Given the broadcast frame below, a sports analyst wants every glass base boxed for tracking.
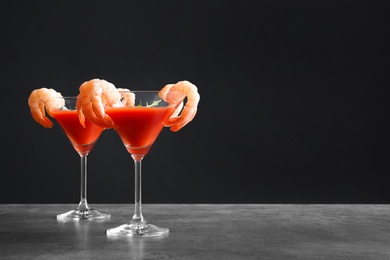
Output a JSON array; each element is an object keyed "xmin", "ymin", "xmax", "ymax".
[
  {"xmin": 56, "ymin": 209, "xmax": 111, "ymax": 222},
  {"xmin": 106, "ymin": 223, "xmax": 169, "ymax": 237}
]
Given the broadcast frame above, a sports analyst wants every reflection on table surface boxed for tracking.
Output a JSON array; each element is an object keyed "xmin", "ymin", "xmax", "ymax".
[{"xmin": 1, "ymin": 204, "xmax": 390, "ymax": 259}]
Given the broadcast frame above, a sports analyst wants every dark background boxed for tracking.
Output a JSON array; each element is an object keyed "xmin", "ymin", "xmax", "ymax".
[{"xmin": 1, "ymin": 0, "xmax": 388, "ymax": 204}]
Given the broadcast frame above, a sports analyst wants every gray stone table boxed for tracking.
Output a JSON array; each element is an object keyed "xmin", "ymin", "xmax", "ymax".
[{"xmin": 1, "ymin": 204, "xmax": 390, "ymax": 259}]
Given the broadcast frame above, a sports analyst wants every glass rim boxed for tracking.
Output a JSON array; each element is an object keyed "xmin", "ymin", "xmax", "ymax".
[
  {"xmin": 41, "ymin": 90, "xmax": 186, "ymax": 102},
  {"xmin": 42, "ymin": 90, "xmax": 185, "ymax": 95}
]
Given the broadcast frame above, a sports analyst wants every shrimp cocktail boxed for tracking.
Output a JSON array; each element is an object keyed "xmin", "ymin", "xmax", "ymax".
[
  {"xmin": 75, "ymin": 79, "xmax": 200, "ymax": 237},
  {"xmin": 28, "ymin": 87, "xmax": 111, "ymax": 222}
]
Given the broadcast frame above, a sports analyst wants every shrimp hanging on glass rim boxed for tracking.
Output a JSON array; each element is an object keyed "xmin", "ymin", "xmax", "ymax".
[
  {"xmin": 117, "ymin": 88, "xmax": 136, "ymax": 107},
  {"xmin": 158, "ymin": 80, "xmax": 200, "ymax": 132},
  {"xmin": 28, "ymin": 88, "xmax": 64, "ymax": 128},
  {"xmin": 76, "ymin": 79, "xmax": 124, "ymax": 129},
  {"xmin": 76, "ymin": 79, "xmax": 137, "ymax": 129}
]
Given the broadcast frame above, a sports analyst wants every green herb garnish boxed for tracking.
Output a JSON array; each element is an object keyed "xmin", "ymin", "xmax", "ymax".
[{"xmin": 138, "ymin": 99, "xmax": 162, "ymax": 107}]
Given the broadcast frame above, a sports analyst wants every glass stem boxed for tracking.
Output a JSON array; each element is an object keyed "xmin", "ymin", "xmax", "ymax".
[
  {"xmin": 131, "ymin": 157, "xmax": 146, "ymax": 224},
  {"xmin": 77, "ymin": 155, "xmax": 90, "ymax": 211}
]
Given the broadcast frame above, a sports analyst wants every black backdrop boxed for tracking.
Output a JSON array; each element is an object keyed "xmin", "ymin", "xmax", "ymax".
[{"xmin": 1, "ymin": 0, "xmax": 388, "ymax": 204}]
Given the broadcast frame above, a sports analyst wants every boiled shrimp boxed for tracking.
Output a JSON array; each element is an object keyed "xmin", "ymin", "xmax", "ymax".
[
  {"xmin": 117, "ymin": 88, "xmax": 135, "ymax": 107},
  {"xmin": 28, "ymin": 88, "xmax": 64, "ymax": 128},
  {"xmin": 76, "ymin": 79, "xmax": 122, "ymax": 128},
  {"xmin": 159, "ymin": 80, "xmax": 200, "ymax": 132}
]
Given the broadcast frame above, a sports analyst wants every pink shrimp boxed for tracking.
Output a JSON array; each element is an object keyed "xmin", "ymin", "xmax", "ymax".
[
  {"xmin": 159, "ymin": 80, "xmax": 200, "ymax": 132},
  {"xmin": 117, "ymin": 88, "xmax": 135, "ymax": 107},
  {"xmin": 28, "ymin": 88, "xmax": 64, "ymax": 128},
  {"xmin": 76, "ymin": 79, "xmax": 122, "ymax": 129}
]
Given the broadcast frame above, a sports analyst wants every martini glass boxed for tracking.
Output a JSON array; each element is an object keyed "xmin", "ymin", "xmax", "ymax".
[
  {"xmin": 106, "ymin": 90, "xmax": 185, "ymax": 237},
  {"xmin": 45, "ymin": 96, "xmax": 111, "ymax": 222}
]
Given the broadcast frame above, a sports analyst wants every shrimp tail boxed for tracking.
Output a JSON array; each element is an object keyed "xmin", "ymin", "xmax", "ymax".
[
  {"xmin": 170, "ymin": 101, "xmax": 184, "ymax": 119},
  {"xmin": 30, "ymin": 104, "xmax": 53, "ymax": 128},
  {"xmin": 77, "ymin": 110, "xmax": 86, "ymax": 128},
  {"xmin": 79, "ymin": 103, "xmax": 114, "ymax": 129},
  {"xmin": 165, "ymin": 105, "xmax": 197, "ymax": 132}
]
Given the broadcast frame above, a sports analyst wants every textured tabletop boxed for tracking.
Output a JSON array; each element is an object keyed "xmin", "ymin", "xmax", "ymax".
[{"xmin": 1, "ymin": 204, "xmax": 390, "ymax": 259}]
